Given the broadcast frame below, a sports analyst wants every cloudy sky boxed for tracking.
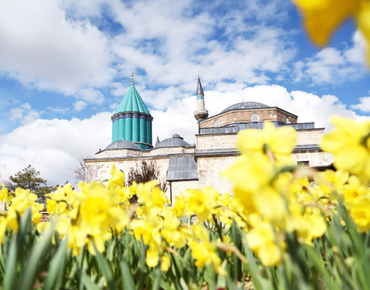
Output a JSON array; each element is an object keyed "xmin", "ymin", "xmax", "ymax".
[{"xmin": 0, "ymin": 0, "xmax": 369, "ymax": 185}]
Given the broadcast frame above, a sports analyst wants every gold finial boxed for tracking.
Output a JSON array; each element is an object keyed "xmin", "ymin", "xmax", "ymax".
[{"xmin": 131, "ymin": 72, "xmax": 134, "ymax": 85}]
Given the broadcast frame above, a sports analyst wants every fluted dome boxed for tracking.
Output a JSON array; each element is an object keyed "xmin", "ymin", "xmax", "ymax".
[
  {"xmin": 105, "ymin": 140, "xmax": 142, "ymax": 151},
  {"xmin": 221, "ymin": 102, "xmax": 269, "ymax": 114},
  {"xmin": 154, "ymin": 134, "xmax": 190, "ymax": 148},
  {"xmin": 114, "ymin": 85, "xmax": 150, "ymax": 115}
]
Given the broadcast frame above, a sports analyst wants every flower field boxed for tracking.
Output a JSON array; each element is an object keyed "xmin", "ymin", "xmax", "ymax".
[{"xmin": 1, "ymin": 116, "xmax": 370, "ymax": 289}]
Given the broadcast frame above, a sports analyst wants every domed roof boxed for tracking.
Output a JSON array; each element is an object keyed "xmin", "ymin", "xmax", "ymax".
[
  {"xmin": 105, "ymin": 140, "xmax": 142, "ymax": 151},
  {"xmin": 221, "ymin": 102, "xmax": 269, "ymax": 114},
  {"xmin": 114, "ymin": 85, "xmax": 150, "ymax": 115},
  {"xmin": 171, "ymin": 134, "xmax": 183, "ymax": 139},
  {"xmin": 155, "ymin": 134, "xmax": 190, "ymax": 148},
  {"xmin": 0, "ymin": 179, "xmax": 15, "ymax": 191}
]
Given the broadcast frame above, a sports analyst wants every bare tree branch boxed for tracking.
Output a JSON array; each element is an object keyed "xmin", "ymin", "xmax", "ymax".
[
  {"xmin": 125, "ymin": 160, "xmax": 169, "ymax": 203},
  {"xmin": 71, "ymin": 156, "xmax": 102, "ymax": 184}
]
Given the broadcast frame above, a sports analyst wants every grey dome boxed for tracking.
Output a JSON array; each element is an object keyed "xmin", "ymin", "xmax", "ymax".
[
  {"xmin": 155, "ymin": 134, "xmax": 190, "ymax": 148},
  {"xmin": 221, "ymin": 102, "xmax": 269, "ymax": 114},
  {"xmin": 0, "ymin": 179, "xmax": 15, "ymax": 191},
  {"xmin": 172, "ymin": 134, "xmax": 183, "ymax": 139},
  {"xmin": 105, "ymin": 140, "xmax": 142, "ymax": 151}
]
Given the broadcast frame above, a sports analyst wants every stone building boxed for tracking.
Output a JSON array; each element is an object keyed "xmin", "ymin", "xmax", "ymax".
[{"xmin": 85, "ymin": 75, "xmax": 333, "ymax": 202}]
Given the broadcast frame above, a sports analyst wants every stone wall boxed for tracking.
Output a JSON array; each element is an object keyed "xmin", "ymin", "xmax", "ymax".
[
  {"xmin": 196, "ymin": 129, "xmax": 326, "ymax": 150},
  {"xmin": 96, "ymin": 149, "xmax": 142, "ymax": 158},
  {"xmin": 292, "ymin": 151, "xmax": 333, "ymax": 167},
  {"xmin": 296, "ymin": 129, "xmax": 325, "ymax": 145},
  {"xmin": 95, "ymin": 147, "xmax": 196, "ymax": 159},
  {"xmin": 89, "ymin": 156, "xmax": 170, "ymax": 186},
  {"xmin": 168, "ymin": 155, "xmax": 236, "ymax": 201},
  {"xmin": 196, "ymin": 134, "xmax": 237, "ymax": 150},
  {"xmin": 150, "ymin": 147, "xmax": 195, "ymax": 156},
  {"xmin": 199, "ymin": 108, "xmax": 297, "ymax": 128}
]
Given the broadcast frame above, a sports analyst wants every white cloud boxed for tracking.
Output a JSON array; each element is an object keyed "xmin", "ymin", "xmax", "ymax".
[
  {"xmin": 61, "ymin": 0, "xmax": 295, "ymax": 102},
  {"xmin": 21, "ymin": 103, "xmax": 31, "ymax": 110},
  {"xmin": 109, "ymin": 103, "xmax": 119, "ymax": 110},
  {"xmin": 22, "ymin": 111, "xmax": 40, "ymax": 125},
  {"xmin": 9, "ymin": 103, "xmax": 39, "ymax": 124},
  {"xmin": 48, "ymin": 107, "xmax": 70, "ymax": 114},
  {"xmin": 0, "ymin": 112, "xmax": 111, "ymax": 185},
  {"xmin": 351, "ymin": 91, "xmax": 370, "ymax": 112},
  {"xmin": 76, "ymin": 89, "xmax": 105, "ymax": 105},
  {"xmin": 0, "ymin": 0, "xmax": 115, "ymax": 95},
  {"xmin": 294, "ymin": 31, "xmax": 367, "ymax": 85},
  {"xmin": 73, "ymin": 101, "xmax": 87, "ymax": 111},
  {"xmin": 10, "ymin": 108, "xmax": 24, "ymax": 122}
]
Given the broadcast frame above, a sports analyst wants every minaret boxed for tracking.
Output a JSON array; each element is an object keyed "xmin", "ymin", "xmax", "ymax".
[
  {"xmin": 193, "ymin": 76, "xmax": 208, "ymax": 122},
  {"xmin": 111, "ymin": 72, "xmax": 153, "ymax": 149}
]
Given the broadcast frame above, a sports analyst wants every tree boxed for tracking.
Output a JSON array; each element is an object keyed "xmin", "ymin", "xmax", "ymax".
[
  {"xmin": 125, "ymin": 160, "xmax": 169, "ymax": 203},
  {"xmin": 71, "ymin": 156, "xmax": 102, "ymax": 184},
  {"xmin": 9, "ymin": 165, "xmax": 55, "ymax": 202}
]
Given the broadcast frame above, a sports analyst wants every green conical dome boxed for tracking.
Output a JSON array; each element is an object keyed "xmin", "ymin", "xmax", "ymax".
[
  {"xmin": 115, "ymin": 85, "xmax": 150, "ymax": 115},
  {"xmin": 111, "ymin": 76, "xmax": 153, "ymax": 150}
]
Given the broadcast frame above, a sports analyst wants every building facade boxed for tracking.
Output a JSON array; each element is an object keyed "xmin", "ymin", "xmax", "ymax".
[{"xmin": 86, "ymin": 76, "xmax": 333, "ymax": 202}]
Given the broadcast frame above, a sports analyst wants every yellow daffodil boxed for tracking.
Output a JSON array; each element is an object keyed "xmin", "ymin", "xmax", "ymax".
[
  {"xmin": 342, "ymin": 175, "xmax": 369, "ymax": 207},
  {"xmin": 292, "ymin": 0, "xmax": 370, "ymax": 65},
  {"xmin": 321, "ymin": 116, "xmax": 370, "ymax": 183},
  {"xmin": 237, "ymin": 121, "xmax": 297, "ymax": 167},
  {"xmin": 186, "ymin": 187, "xmax": 215, "ymax": 222},
  {"xmin": 146, "ymin": 241, "xmax": 171, "ymax": 272},
  {"xmin": 349, "ymin": 197, "xmax": 370, "ymax": 232},
  {"xmin": 225, "ymin": 153, "xmax": 290, "ymax": 228},
  {"xmin": 189, "ymin": 225, "xmax": 227, "ymax": 276},
  {"xmin": 161, "ymin": 208, "xmax": 192, "ymax": 248},
  {"xmin": 172, "ymin": 193, "xmax": 188, "ymax": 218},
  {"xmin": 107, "ymin": 164, "xmax": 124, "ymax": 188},
  {"xmin": 246, "ymin": 216, "xmax": 282, "ymax": 267},
  {"xmin": 0, "ymin": 184, "xmax": 8, "ymax": 203}
]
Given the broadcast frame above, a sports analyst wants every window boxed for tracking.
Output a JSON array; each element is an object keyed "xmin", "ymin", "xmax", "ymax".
[
  {"xmin": 214, "ymin": 120, "xmax": 220, "ymax": 127},
  {"xmin": 297, "ymin": 161, "xmax": 310, "ymax": 167},
  {"xmin": 251, "ymin": 113, "xmax": 259, "ymax": 122},
  {"xmin": 286, "ymin": 117, "xmax": 290, "ymax": 123}
]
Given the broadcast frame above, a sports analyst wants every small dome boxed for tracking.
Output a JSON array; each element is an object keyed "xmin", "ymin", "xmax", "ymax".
[
  {"xmin": 172, "ymin": 134, "xmax": 183, "ymax": 139},
  {"xmin": 105, "ymin": 140, "xmax": 142, "ymax": 151},
  {"xmin": 221, "ymin": 102, "xmax": 269, "ymax": 114},
  {"xmin": 155, "ymin": 134, "xmax": 190, "ymax": 148},
  {"xmin": 0, "ymin": 179, "xmax": 15, "ymax": 191}
]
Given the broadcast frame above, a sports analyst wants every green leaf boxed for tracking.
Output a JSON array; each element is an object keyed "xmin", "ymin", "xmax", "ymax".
[
  {"xmin": 160, "ymin": 279, "xmax": 173, "ymax": 290},
  {"xmin": 120, "ymin": 260, "xmax": 136, "ymax": 290},
  {"xmin": 3, "ymin": 236, "xmax": 18, "ymax": 290},
  {"xmin": 152, "ymin": 265, "xmax": 161, "ymax": 290},
  {"xmin": 92, "ymin": 241, "xmax": 116, "ymax": 290},
  {"xmin": 44, "ymin": 237, "xmax": 69, "ymax": 290},
  {"xmin": 81, "ymin": 272, "xmax": 101, "ymax": 290},
  {"xmin": 305, "ymin": 246, "xmax": 339, "ymax": 290},
  {"xmin": 19, "ymin": 221, "xmax": 55, "ymax": 290}
]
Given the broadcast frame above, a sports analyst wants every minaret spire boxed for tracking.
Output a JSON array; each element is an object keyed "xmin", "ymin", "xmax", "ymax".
[
  {"xmin": 131, "ymin": 72, "xmax": 134, "ymax": 85},
  {"xmin": 194, "ymin": 76, "xmax": 208, "ymax": 122},
  {"xmin": 196, "ymin": 76, "xmax": 204, "ymax": 96}
]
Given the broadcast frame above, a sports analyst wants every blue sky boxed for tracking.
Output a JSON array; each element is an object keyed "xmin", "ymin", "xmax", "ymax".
[{"xmin": 0, "ymin": 0, "xmax": 369, "ymax": 185}]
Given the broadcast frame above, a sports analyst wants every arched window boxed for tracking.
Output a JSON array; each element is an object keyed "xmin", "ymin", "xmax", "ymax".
[
  {"xmin": 251, "ymin": 113, "xmax": 259, "ymax": 122},
  {"xmin": 214, "ymin": 120, "xmax": 220, "ymax": 127}
]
